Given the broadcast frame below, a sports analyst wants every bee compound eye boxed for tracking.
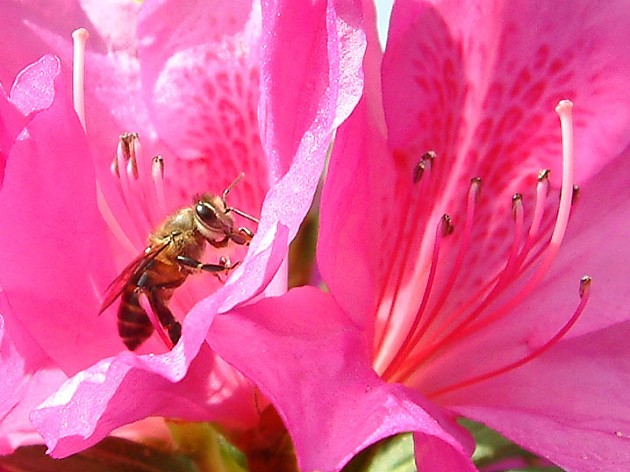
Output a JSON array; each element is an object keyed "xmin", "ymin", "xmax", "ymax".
[{"xmin": 196, "ymin": 202, "xmax": 220, "ymax": 228}]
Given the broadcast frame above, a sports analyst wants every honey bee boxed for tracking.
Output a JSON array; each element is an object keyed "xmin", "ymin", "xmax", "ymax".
[{"xmin": 99, "ymin": 174, "xmax": 258, "ymax": 351}]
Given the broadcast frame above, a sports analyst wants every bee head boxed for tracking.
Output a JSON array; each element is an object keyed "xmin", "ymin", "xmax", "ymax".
[{"xmin": 193, "ymin": 194, "xmax": 234, "ymax": 240}]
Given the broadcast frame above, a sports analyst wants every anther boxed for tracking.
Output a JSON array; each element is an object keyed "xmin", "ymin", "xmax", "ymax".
[
  {"xmin": 537, "ymin": 169, "xmax": 550, "ymax": 182},
  {"xmin": 119, "ymin": 133, "xmax": 139, "ymax": 161},
  {"xmin": 470, "ymin": 177, "xmax": 482, "ymax": 197},
  {"xmin": 440, "ymin": 214, "xmax": 454, "ymax": 236},
  {"xmin": 112, "ymin": 132, "xmax": 155, "ymax": 240},
  {"xmin": 152, "ymin": 155, "xmax": 164, "ymax": 177},
  {"xmin": 511, "ymin": 193, "xmax": 523, "ymax": 220},
  {"xmin": 528, "ymin": 171, "xmax": 550, "ymax": 242},
  {"xmin": 422, "ymin": 150, "xmax": 436, "ymax": 163},
  {"xmin": 117, "ymin": 133, "xmax": 141, "ymax": 180},
  {"xmin": 579, "ymin": 275, "xmax": 592, "ymax": 298},
  {"xmin": 152, "ymin": 155, "xmax": 167, "ymax": 216},
  {"xmin": 572, "ymin": 185, "xmax": 580, "ymax": 205},
  {"xmin": 412, "ymin": 162, "xmax": 425, "ymax": 183},
  {"xmin": 412, "ymin": 151, "xmax": 436, "ymax": 183}
]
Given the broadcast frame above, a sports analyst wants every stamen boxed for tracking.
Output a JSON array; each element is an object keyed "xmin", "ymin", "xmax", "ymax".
[
  {"xmin": 71, "ymin": 28, "xmax": 88, "ymax": 132},
  {"xmin": 391, "ymin": 177, "xmax": 488, "ymax": 381},
  {"xmin": 505, "ymin": 193, "xmax": 524, "ymax": 275},
  {"xmin": 116, "ymin": 134, "xmax": 136, "ymax": 214},
  {"xmin": 96, "ymin": 183, "xmax": 138, "ymax": 256},
  {"xmin": 391, "ymin": 101, "xmax": 577, "ymax": 380},
  {"xmin": 126, "ymin": 152, "xmax": 139, "ymax": 180},
  {"xmin": 410, "ymin": 177, "xmax": 482, "ymax": 339},
  {"xmin": 458, "ymin": 100, "xmax": 576, "ymax": 338},
  {"xmin": 572, "ymin": 185, "xmax": 580, "ymax": 204},
  {"xmin": 528, "ymin": 170, "xmax": 550, "ymax": 240},
  {"xmin": 374, "ymin": 152, "xmax": 434, "ymax": 360},
  {"xmin": 427, "ymin": 276, "xmax": 591, "ymax": 398},
  {"xmin": 111, "ymin": 156, "xmax": 120, "ymax": 178},
  {"xmin": 382, "ymin": 213, "xmax": 454, "ymax": 380},
  {"xmin": 112, "ymin": 132, "xmax": 155, "ymax": 242},
  {"xmin": 413, "ymin": 151, "xmax": 436, "ymax": 183},
  {"xmin": 152, "ymin": 156, "xmax": 168, "ymax": 216}
]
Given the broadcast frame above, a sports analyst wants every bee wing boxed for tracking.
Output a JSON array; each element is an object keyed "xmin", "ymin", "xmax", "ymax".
[{"xmin": 99, "ymin": 242, "xmax": 170, "ymax": 314}]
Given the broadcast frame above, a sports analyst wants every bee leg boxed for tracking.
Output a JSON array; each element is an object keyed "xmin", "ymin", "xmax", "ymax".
[
  {"xmin": 137, "ymin": 273, "xmax": 183, "ymax": 348},
  {"xmin": 229, "ymin": 227, "xmax": 254, "ymax": 246},
  {"xmin": 177, "ymin": 255, "xmax": 240, "ymax": 284},
  {"xmin": 176, "ymin": 255, "xmax": 234, "ymax": 273},
  {"xmin": 146, "ymin": 288, "xmax": 181, "ymax": 348}
]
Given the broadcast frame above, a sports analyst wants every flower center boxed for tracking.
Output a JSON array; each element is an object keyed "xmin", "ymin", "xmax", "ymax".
[{"xmin": 374, "ymin": 101, "xmax": 591, "ymax": 397}]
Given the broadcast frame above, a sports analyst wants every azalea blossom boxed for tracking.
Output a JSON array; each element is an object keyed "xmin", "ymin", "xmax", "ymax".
[
  {"xmin": 207, "ymin": 0, "xmax": 630, "ymax": 470},
  {"xmin": 0, "ymin": 0, "xmax": 365, "ymax": 459}
]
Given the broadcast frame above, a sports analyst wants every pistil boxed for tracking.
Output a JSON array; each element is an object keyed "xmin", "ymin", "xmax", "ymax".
[{"xmin": 71, "ymin": 28, "xmax": 88, "ymax": 132}]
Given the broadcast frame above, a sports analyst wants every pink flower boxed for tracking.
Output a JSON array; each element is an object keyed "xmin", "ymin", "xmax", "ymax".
[
  {"xmin": 0, "ymin": 54, "xmax": 77, "ymax": 453},
  {"xmin": 207, "ymin": 0, "xmax": 630, "ymax": 470},
  {"xmin": 0, "ymin": 0, "xmax": 365, "ymax": 457}
]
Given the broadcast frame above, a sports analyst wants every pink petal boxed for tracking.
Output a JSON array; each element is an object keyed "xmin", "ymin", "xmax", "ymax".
[
  {"xmin": 220, "ymin": 0, "xmax": 367, "ymax": 309},
  {"xmin": 9, "ymin": 54, "xmax": 59, "ymax": 116},
  {"xmin": 451, "ymin": 321, "xmax": 630, "ymax": 472},
  {"xmin": 376, "ymin": 0, "xmax": 630, "ymax": 306},
  {"xmin": 329, "ymin": 0, "xmax": 367, "ymax": 128},
  {"xmin": 0, "ymin": 313, "xmax": 26, "ymax": 433},
  {"xmin": 208, "ymin": 287, "xmax": 475, "ymax": 472},
  {"xmin": 0, "ymin": 56, "xmax": 117, "ymax": 374},
  {"xmin": 385, "ymin": 0, "xmax": 630, "ymax": 188},
  {"xmin": 136, "ymin": 0, "xmax": 268, "ymax": 213},
  {"xmin": 318, "ymin": 98, "xmax": 381, "ymax": 329},
  {"xmin": 258, "ymin": 0, "xmax": 365, "ymax": 178},
  {"xmin": 0, "ymin": 0, "xmax": 91, "ymax": 87},
  {"xmin": 0, "ymin": 365, "xmax": 67, "ymax": 454},
  {"xmin": 0, "ymin": 87, "xmax": 23, "ymax": 187},
  {"xmin": 0, "ymin": 291, "xmax": 68, "ymax": 454},
  {"xmin": 317, "ymin": 0, "xmax": 381, "ymax": 329},
  {"xmin": 30, "ymin": 291, "xmax": 258, "ymax": 457}
]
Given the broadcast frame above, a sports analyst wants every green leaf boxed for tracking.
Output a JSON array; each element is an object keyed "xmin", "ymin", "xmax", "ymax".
[
  {"xmin": 0, "ymin": 437, "xmax": 197, "ymax": 472},
  {"xmin": 342, "ymin": 433, "xmax": 417, "ymax": 472},
  {"xmin": 167, "ymin": 421, "xmax": 247, "ymax": 472},
  {"xmin": 460, "ymin": 419, "xmax": 563, "ymax": 472}
]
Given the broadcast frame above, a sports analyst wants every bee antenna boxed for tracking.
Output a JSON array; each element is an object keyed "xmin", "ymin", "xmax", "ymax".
[
  {"xmin": 222, "ymin": 172, "xmax": 245, "ymax": 204},
  {"xmin": 221, "ymin": 172, "xmax": 259, "ymax": 224},
  {"xmin": 227, "ymin": 207, "xmax": 260, "ymax": 224}
]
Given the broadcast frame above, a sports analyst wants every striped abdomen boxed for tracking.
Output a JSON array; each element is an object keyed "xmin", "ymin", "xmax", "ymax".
[
  {"xmin": 117, "ymin": 259, "xmax": 186, "ymax": 351},
  {"xmin": 117, "ymin": 285, "xmax": 154, "ymax": 351}
]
